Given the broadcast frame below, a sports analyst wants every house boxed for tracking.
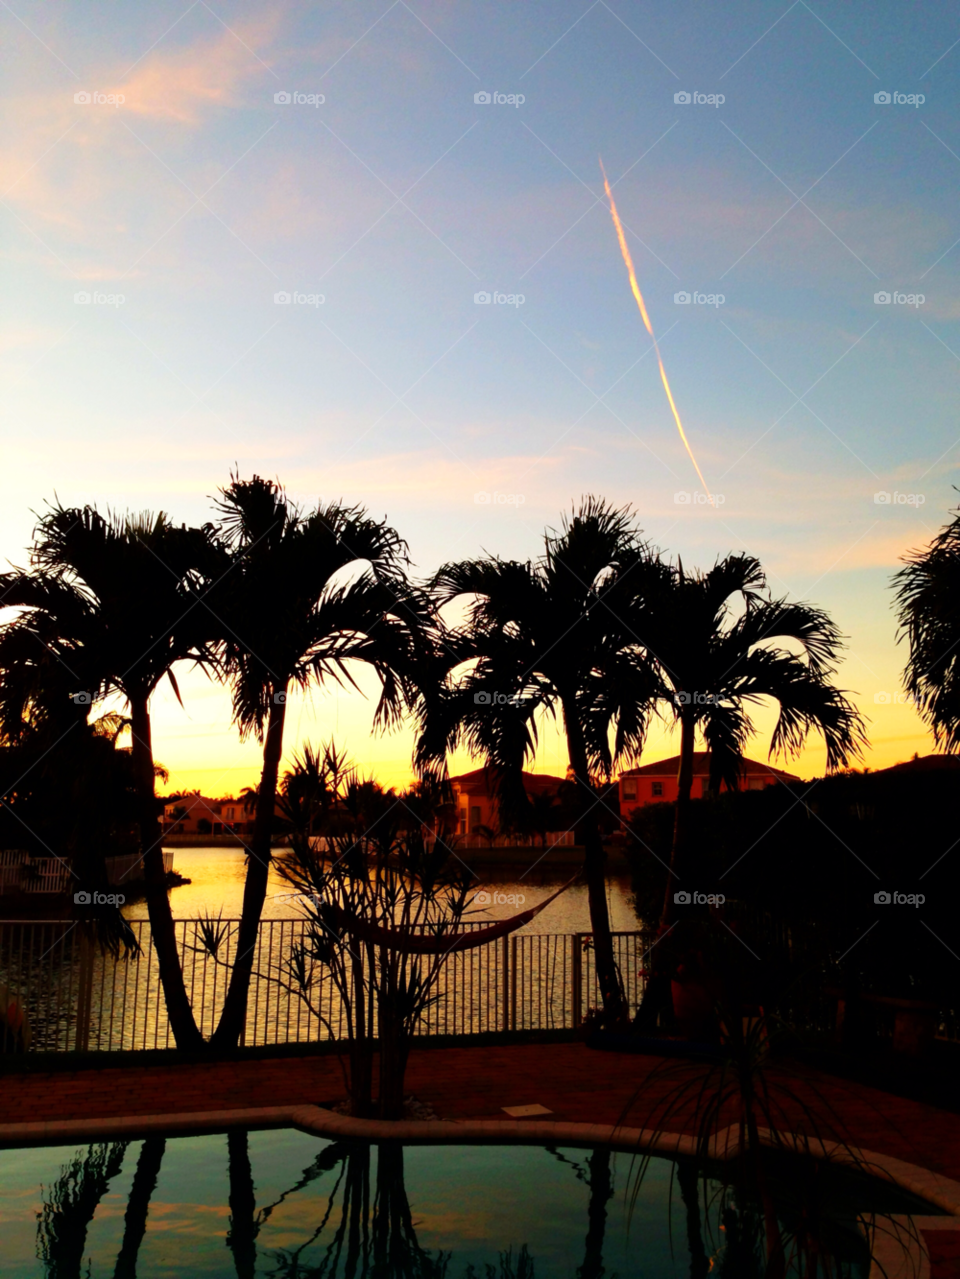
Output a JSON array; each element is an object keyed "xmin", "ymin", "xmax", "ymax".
[
  {"xmin": 874, "ymin": 753, "xmax": 960, "ymax": 776},
  {"xmin": 447, "ymin": 768, "xmax": 575, "ymax": 845},
  {"xmin": 618, "ymin": 752, "xmax": 800, "ymax": 822},
  {"xmin": 162, "ymin": 794, "xmax": 251, "ymax": 836}
]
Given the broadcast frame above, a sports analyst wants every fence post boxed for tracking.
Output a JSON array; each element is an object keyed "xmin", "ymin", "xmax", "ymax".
[
  {"xmin": 510, "ymin": 936, "xmax": 518, "ymax": 1032},
  {"xmin": 74, "ymin": 932, "xmax": 94, "ymax": 1052},
  {"xmin": 501, "ymin": 933, "xmax": 510, "ymax": 1033},
  {"xmin": 572, "ymin": 933, "xmax": 583, "ymax": 1029}
]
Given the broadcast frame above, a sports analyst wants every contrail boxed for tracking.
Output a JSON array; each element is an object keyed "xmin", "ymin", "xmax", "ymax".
[{"xmin": 600, "ymin": 159, "xmax": 715, "ymax": 504}]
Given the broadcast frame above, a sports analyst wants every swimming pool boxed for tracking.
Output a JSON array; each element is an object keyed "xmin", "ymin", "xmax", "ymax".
[{"xmin": 0, "ymin": 1130, "xmax": 935, "ymax": 1276}]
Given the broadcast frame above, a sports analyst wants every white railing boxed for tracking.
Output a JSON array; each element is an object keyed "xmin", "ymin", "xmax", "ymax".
[
  {"xmin": 0, "ymin": 918, "xmax": 649, "ymax": 1053},
  {"xmin": 0, "ymin": 851, "xmax": 173, "ymax": 896}
]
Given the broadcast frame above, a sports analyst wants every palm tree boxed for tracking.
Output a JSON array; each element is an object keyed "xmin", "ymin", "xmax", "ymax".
[
  {"xmin": 0, "ymin": 506, "xmax": 222, "ymax": 1048},
  {"xmin": 620, "ymin": 554, "xmax": 866, "ymax": 1030},
  {"xmin": 208, "ymin": 475, "xmax": 430, "ymax": 1047},
  {"xmin": 417, "ymin": 499, "xmax": 667, "ymax": 1026},
  {"xmin": 894, "ymin": 505, "xmax": 960, "ymax": 749},
  {"xmin": 621, "ymin": 554, "xmax": 866, "ymax": 931}
]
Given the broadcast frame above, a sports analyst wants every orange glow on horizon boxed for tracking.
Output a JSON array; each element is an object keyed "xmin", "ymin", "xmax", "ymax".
[{"xmin": 600, "ymin": 160, "xmax": 715, "ymax": 504}]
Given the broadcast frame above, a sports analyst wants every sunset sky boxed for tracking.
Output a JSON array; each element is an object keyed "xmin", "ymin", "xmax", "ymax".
[{"xmin": 3, "ymin": 0, "xmax": 958, "ymax": 794}]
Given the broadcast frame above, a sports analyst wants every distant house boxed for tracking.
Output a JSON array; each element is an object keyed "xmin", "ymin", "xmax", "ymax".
[
  {"xmin": 162, "ymin": 794, "xmax": 251, "ymax": 836},
  {"xmin": 447, "ymin": 768, "xmax": 574, "ymax": 845},
  {"xmin": 618, "ymin": 752, "xmax": 799, "ymax": 822},
  {"xmin": 873, "ymin": 753, "xmax": 960, "ymax": 776}
]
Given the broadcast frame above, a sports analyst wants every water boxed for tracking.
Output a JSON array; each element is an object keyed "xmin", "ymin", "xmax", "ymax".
[
  {"xmin": 125, "ymin": 847, "xmax": 641, "ymax": 935},
  {"xmin": 0, "ymin": 1132, "xmax": 878, "ymax": 1277}
]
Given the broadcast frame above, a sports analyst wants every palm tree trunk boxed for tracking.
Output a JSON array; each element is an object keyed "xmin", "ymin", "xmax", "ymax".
[
  {"xmin": 129, "ymin": 693, "xmax": 204, "ymax": 1050},
  {"xmin": 226, "ymin": 1129, "xmax": 258, "ymax": 1279},
  {"xmin": 113, "ymin": 1137, "xmax": 165, "ymax": 1279},
  {"xmin": 212, "ymin": 686, "xmax": 287, "ymax": 1047},
  {"xmin": 636, "ymin": 707, "xmax": 696, "ymax": 1032},
  {"xmin": 662, "ymin": 708, "xmax": 696, "ymax": 928},
  {"xmin": 579, "ymin": 1146, "xmax": 613, "ymax": 1278},
  {"xmin": 562, "ymin": 697, "xmax": 627, "ymax": 1026}
]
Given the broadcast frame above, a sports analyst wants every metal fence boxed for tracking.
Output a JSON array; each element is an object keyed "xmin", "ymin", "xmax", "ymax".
[{"xmin": 0, "ymin": 919, "xmax": 650, "ymax": 1054}]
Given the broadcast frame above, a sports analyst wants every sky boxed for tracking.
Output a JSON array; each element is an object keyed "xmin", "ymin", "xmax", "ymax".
[{"xmin": 2, "ymin": 0, "xmax": 959, "ymax": 795}]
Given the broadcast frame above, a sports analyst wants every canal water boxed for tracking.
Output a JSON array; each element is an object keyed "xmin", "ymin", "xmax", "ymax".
[{"xmin": 123, "ymin": 847, "xmax": 640, "ymax": 935}]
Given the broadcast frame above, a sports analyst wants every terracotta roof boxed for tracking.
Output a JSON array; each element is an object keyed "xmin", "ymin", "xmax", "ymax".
[
  {"xmin": 448, "ymin": 768, "xmax": 568, "ymax": 796},
  {"xmin": 874, "ymin": 753, "xmax": 960, "ymax": 775},
  {"xmin": 620, "ymin": 752, "xmax": 800, "ymax": 782}
]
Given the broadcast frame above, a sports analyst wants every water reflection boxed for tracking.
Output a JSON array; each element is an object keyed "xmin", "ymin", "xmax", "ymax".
[{"xmin": 21, "ymin": 1131, "xmax": 898, "ymax": 1278}]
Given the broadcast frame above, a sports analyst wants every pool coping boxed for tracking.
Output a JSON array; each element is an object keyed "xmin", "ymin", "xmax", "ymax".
[{"xmin": 2, "ymin": 1104, "xmax": 959, "ymax": 1220}]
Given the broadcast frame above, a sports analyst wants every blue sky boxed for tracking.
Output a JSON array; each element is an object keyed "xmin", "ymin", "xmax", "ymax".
[{"xmin": 3, "ymin": 0, "xmax": 959, "ymax": 792}]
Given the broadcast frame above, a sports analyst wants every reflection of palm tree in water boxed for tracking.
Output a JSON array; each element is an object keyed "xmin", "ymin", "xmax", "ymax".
[
  {"xmin": 114, "ymin": 1138, "xmax": 166, "ymax": 1279},
  {"xmin": 37, "ymin": 1141, "xmax": 128, "ymax": 1278}
]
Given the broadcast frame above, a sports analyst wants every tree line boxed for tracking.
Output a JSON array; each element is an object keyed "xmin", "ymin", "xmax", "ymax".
[{"xmin": 1, "ymin": 475, "xmax": 955, "ymax": 1044}]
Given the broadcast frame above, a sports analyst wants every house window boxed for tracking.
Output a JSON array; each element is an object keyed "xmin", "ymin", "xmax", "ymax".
[
  {"xmin": 748, "ymin": 777, "xmax": 766, "ymax": 791},
  {"xmin": 470, "ymin": 806, "xmax": 481, "ymax": 831},
  {"xmin": 651, "ymin": 781, "xmax": 664, "ymax": 797},
  {"xmin": 622, "ymin": 779, "xmax": 637, "ymax": 799}
]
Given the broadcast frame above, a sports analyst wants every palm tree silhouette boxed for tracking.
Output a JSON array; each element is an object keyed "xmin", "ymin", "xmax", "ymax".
[
  {"xmin": 208, "ymin": 475, "xmax": 429, "ymax": 1047},
  {"xmin": 417, "ymin": 499, "xmax": 667, "ymax": 1026},
  {"xmin": 625, "ymin": 554, "xmax": 865, "ymax": 930},
  {"xmin": 894, "ymin": 504, "xmax": 960, "ymax": 749},
  {"xmin": 0, "ymin": 505, "xmax": 222, "ymax": 1048},
  {"xmin": 623, "ymin": 553, "xmax": 865, "ymax": 1027}
]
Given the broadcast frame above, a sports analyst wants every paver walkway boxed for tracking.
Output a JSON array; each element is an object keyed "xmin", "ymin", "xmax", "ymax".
[{"xmin": 3, "ymin": 1042, "xmax": 959, "ymax": 1184}]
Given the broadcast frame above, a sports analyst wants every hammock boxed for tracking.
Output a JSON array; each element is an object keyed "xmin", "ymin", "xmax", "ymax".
[{"xmin": 321, "ymin": 873, "xmax": 582, "ymax": 955}]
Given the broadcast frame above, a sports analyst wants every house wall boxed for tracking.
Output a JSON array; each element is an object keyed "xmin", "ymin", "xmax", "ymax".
[{"xmin": 618, "ymin": 771, "xmax": 780, "ymax": 823}]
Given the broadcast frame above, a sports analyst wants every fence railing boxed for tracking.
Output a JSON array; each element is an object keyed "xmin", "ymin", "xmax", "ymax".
[{"xmin": 0, "ymin": 919, "xmax": 651, "ymax": 1054}]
